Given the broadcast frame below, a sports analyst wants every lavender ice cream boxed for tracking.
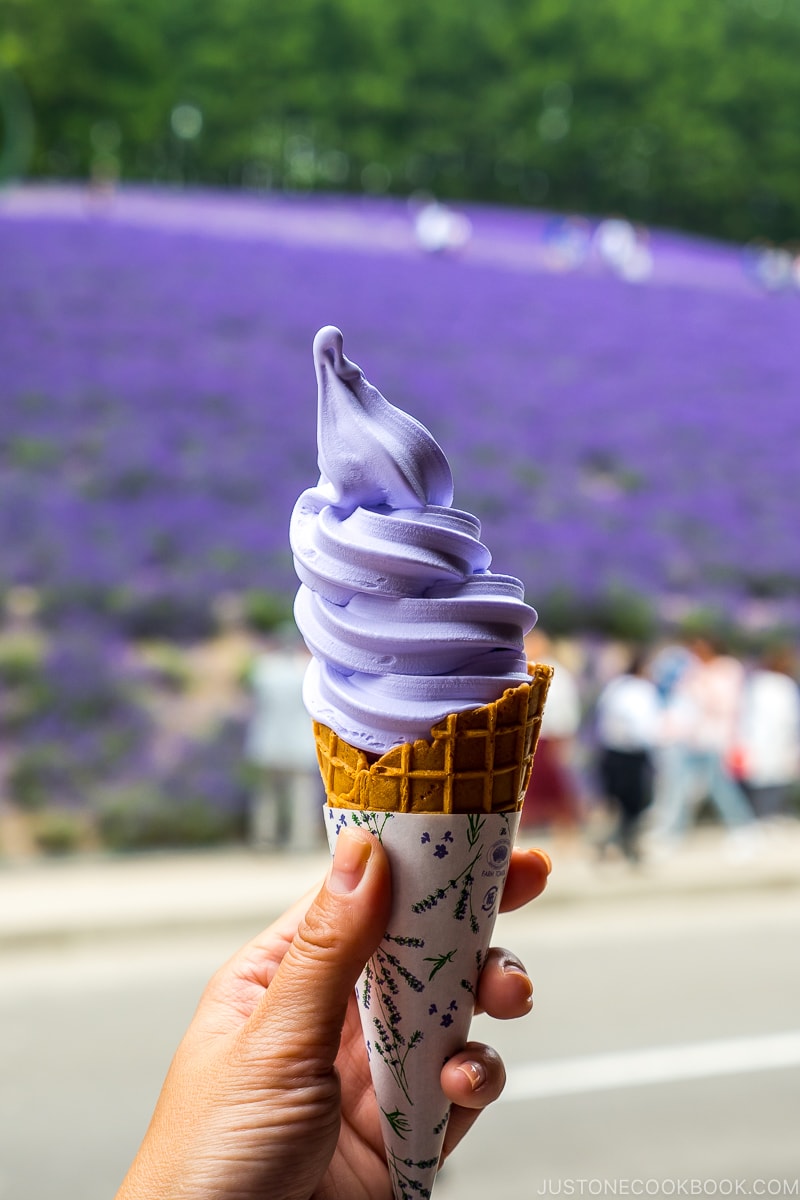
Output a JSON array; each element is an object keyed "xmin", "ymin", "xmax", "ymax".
[{"xmin": 290, "ymin": 326, "xmax": 536, "ymax": 753}]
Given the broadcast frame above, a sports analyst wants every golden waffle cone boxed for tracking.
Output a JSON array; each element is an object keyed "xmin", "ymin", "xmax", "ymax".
[{"xmin": 313, "ymin": 661, "xmax": 553, "ymax": 815}]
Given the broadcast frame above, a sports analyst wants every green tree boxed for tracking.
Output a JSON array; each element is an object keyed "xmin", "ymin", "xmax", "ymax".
[{"xmin": 4, "ymin": 0, "xmax": 800, "ymax": 242}]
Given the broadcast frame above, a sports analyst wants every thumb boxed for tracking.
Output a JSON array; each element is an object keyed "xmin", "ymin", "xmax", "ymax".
[{"xmin": 245, "ymin": 827, "xmax": 391, "ymax": 1072}]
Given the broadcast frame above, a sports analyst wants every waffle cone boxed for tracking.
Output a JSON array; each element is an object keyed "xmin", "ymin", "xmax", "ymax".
[{"xmin": 313, "ymin": 661, "xmax": 553, "ymax": 815}]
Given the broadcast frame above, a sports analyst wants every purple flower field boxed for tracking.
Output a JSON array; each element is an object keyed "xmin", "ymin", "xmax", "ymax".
[
  {"xmin": 2, "ymin": 185, "xmax": 798, "ymax": 632},
  {"xmin": 1, "ymin": 185, "xmax": 798, "ymax": 846}
]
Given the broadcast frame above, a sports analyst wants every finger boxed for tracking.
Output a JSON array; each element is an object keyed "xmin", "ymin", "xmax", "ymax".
[
  {"xmin": 244, "ymin": 827, "xmax": 391, "ymax": 1073},
  {"xmin": 196, "ymin": 872, "xmax": 341, "ymax": 1028},
  {"xmin": 474, "ymin": 946, "xmax": 533, "ymax": 1019},
  {"xmin": 236, "ymin": 883, "xmax": 324, "ymax": 979},
  {"xmin": 439, "ymin": 1041, "xmax": 506, "ymax": 1161},
  {"xmin": 499, "ymin": 846, "xmax": 551, "ymax": 912},
  {"xmin": 192, "ymin": 881, "xmax": 326, "ymax": 1031}
]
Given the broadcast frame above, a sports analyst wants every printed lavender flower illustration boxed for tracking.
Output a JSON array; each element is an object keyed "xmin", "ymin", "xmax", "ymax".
[
  {"xmin": 411, "ymin": 849, "xmax": 483, "ymax": 934},
  {"xmin": 382, "ymin": 1108, "xmax": 413, "ymax": 1140},
  {"xmin": 363, "ymin": 932, "xmax": 426, "ymax": 1105},
  {"xmin": 432, "ymin": 1110, "xmax": 449, "ymax": 1137},
  {"xmin": 386, "ymin": 1147, "xmax": 439, "ymax": 1200},
  {"xmin": 466, "ymin": 815, "xmax": 486, "ymax": 849},
  {"xmin": 332, "ymin": 811, "xmax": 348, "ymax": 835},
  {"xmin": 423, "ymin": 949, "xmax": 457, "ymax": 981},
  {"xmin": 352, "ymin": 810, "xmax": 394, "ymax": 842}
]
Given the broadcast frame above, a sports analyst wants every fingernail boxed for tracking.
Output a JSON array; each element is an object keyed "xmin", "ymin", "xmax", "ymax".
[
  {"xmin": 530, "ymin": 847, "xmax": 552, "ymax": 875},
  {"xmin": 329, "ymin": 828, "xmax": 372, "ymax": 894},
  {"xmin": 503, "ymin": 961, "xmax": 534, "ymax": 1004},
  {"xmin": 456, "ymin": 1061, "xmax": 486, "ymax": 1092}
]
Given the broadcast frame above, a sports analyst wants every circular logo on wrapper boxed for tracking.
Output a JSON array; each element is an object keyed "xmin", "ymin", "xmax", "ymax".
[
  {"xmin": 486, "ymin": 838, "xmax": 511, "ymax": 871},
  {"xmin": 482, "ymin": 885, "xmax": 499, "ymax": 913}
]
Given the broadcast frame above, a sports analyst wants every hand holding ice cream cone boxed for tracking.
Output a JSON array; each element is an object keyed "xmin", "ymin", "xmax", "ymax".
[
  {"xmin": 291, "ymin": 326, "xmax": 552, "ymax": 1198},
  {"xmin": 114, "ymin": 831, "xmax": 551, "ymax": 1200},
  {"xmin": 114, "ymin": 325, "xmax": 553, "ymax": 1200}
]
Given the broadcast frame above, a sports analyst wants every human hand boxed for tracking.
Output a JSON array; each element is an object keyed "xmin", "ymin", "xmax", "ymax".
[{"xmin": 115, "ymin": 829, "xmax": 551, "ymax": 1200}]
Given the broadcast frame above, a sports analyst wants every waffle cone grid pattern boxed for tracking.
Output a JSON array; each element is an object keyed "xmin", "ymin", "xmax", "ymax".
[{"xmin": 314, "ymin": 662, "xmax": 553, "ymax": 815}]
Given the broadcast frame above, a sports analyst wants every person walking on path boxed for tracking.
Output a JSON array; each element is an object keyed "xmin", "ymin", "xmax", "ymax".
[
  {"xmin": 245, "ymin": 630, "xmax": 324, "ymax": 851},
  {"xmin": 521, "ymin": 631, "xmax": 583, "ymax": 837},
  {"xmin": 739, "ymin": 644, "xmax": 800, "ymax": 822},
  {"xmin": 650, "ymin": 635, "xmax": 758, "ymax": 858},
  {"xmin": 594, "ymin": 650, "xmax": 661, "ymax": 864}
]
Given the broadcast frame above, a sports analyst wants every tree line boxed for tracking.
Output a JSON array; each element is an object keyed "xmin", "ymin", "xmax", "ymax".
[{"xmin": 3, "ymin": 0, "xmax": 800, "ymax": 243}]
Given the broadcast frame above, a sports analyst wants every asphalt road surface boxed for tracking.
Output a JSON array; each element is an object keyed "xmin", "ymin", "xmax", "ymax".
[{"xmin": 2, "ymin": 889, "xmax": 799, "ymax": 1200}]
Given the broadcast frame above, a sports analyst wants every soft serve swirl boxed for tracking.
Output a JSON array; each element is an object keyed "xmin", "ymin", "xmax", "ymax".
[{"xmin": 290, "ymin": 326, "xmax": 536, "ymax": 753}]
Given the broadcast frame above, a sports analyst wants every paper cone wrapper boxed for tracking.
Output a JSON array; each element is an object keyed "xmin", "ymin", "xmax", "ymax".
[
  {"xmin": 316, "ymin": 667, "xmax": 552, "ymax": 1197},
  {"xmin": 325, "ymin": 806, "xmax": 521, "ymax": 1200}
]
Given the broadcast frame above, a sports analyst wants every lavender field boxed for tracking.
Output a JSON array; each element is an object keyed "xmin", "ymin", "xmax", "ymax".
[{"xmin": 1, "ymin": 186, "xmax": 798, "ymax": 848}]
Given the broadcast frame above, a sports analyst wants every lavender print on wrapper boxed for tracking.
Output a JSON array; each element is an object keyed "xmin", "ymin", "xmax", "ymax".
[{"xmin": 325, "ymin": 807, "xmax": 521, "ymax": 1200}]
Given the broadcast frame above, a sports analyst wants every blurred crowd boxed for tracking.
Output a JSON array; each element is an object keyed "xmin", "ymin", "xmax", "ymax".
[{"xmin": 521, "ymin": 630, "xmax": 800, "ymax": 866}]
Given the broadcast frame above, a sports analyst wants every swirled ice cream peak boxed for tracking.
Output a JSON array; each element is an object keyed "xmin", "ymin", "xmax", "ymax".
[
  {"xmin": 291, "ymin": 326, "xmax": 536, "ymax": 754},
  {"xmin": 312, "ymin": 325, "xmax": 453, "ymax": 514}
]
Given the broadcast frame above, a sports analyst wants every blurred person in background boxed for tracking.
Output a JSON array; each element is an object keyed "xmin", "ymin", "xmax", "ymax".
[
  {"xmin": 520, "ymin": 630, "xmax": 583, "ymax": 843},
  {"xmin": 593, "ymin": 648, "xmax": 660, "ymax": 864},
  {"xmin": 649, "ymin": 634, "xmax": 758, "ymax": 858},
  {"xmin": 649, "ymin": 637, "xmax": 695, "ymax": 704},
  {"xmin": 245, "ymin": 627, "xmax": 324, "ymax": 852},
  {"xmin": 738, "ymin": 644, "xmax": 800, "ymax": 823}
]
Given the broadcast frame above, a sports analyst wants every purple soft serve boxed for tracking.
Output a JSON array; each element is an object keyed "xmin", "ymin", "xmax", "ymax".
[{"xmin": 290, "ymin": 326, "xmax": 536, "ymax": 753}]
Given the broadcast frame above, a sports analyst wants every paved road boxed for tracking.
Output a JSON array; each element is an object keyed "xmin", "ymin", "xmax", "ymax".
[{"xmin": 1, "ymin": 889, "xmax": 799, "ymax": 1200}]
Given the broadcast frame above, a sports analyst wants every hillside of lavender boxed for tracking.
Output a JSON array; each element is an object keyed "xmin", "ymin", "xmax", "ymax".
[{"xmin": 1, "ymin": 186, "xmax": 798, "ymax": 849}]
